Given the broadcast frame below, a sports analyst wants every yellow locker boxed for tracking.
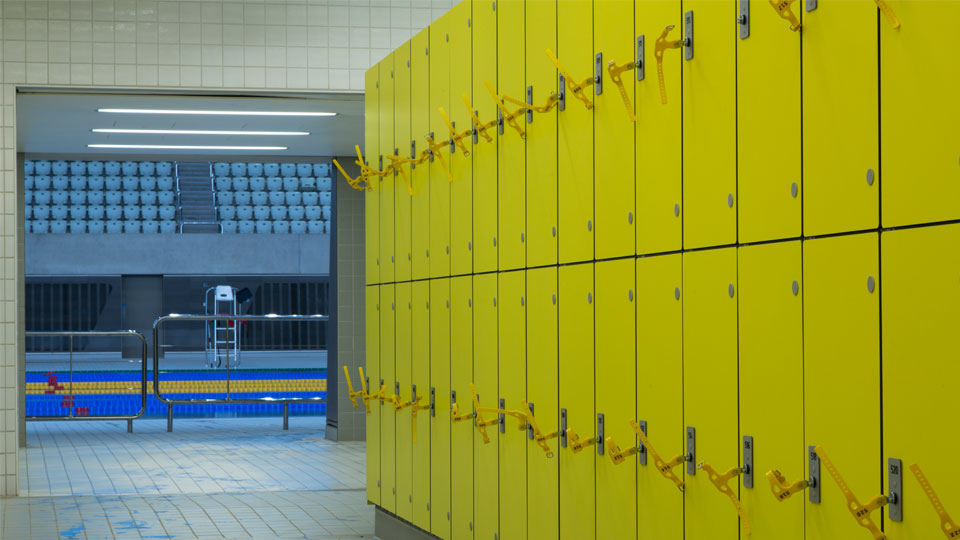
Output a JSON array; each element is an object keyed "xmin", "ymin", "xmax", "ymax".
[
  {"xmin": 593, "ymin": 0, "xmax": 635, "ymax": 259},
  {"xmin": 736, "ymin": 0, "xmax": 800, "ymax": 243},
  {"xmin": 473, "ymin": 273, "xmax": 499, "ymax": 540},
  {"xmin": 497, "ymin": 0, "xmax": 526, "ymax": 271},
  {"xmin": 526, "ymin": 267, "xmax": 558, "ymax": 539},
  {"xmin": 738, "ymin": 242, "xmax": 803, "ymax": 540},
  {"xmin": 411, "ymin": 28, "xmax": 431, "ymax": 281},
  {"xmin": 595, "ymin": 259, "xmax": 636, "ymax": 540},
  {"xmin": 682, "ymin": 248, "xmax": 739, "ymax": 540},
  {"xmin": 395, "ymin": 43, "xmax": 413, "ymax": 282},
  {"xmin": 430, "ymin": 278, "xmax": 452, "ymax": 539},
  {"xmin": 881, "ymin": 2, "xmax": 960, "ymax": 227},
  {"xmin": 449, "ymin": 2, "xmax": 473, "ymax": 276},
  {"xmin": 556, "ymin": 0, "xmax": 594, "ymax": 265},
  {"xmin": 558, "ymin": 263, "xmax": 595, "ymax": 540},
  {"xmin": 412, "ymin": 281, "xmax": 431, "ymax": 530},
  {"xmin": 682, "ymin": 1, "xmax": 736, "ymax": 249},
  {"xmin": 803, "ymin": 233, "xmax": 880, "ymax": 540},
  {"xmin": 450, "ymin": 276, "xmax": 474, "ymax": 540},
  {"xmin": 635, "ymin": 253, "xmax": 682, "ymax": 540},
  {"xmin": 365, "ymin": 67, "xmax": 380, "ymax": 285},
  {"xmin": 380, "ymin": 284, "xmax": 397, "ymax": 513},
  {"xmin": 430, "ymin": 15, "xmax": 452, "ymax": 279},
  {"xmin": 380, "ymin": 55, "xmax": 396, "ymax": 283},
  {"xmin": 498, "ymin": 270, "xmax": 526, "ymax": 540},
  {"xmin": 366, "ymin": 285, "xmax": 381, "ymax": 504},
  {"xmin": 635, "ymin": 0, "xmax": 682, "ymax": 255},
  {"xmin": 471, "ymin": 0, "xmax": 498, "ymax": 273},
  {"xmin": 395, "ymin": 283, "xmax": 413, "ymax": 521},
  {"xmin": 802, "ymin": 2, "xmax": 878, "ymax": 236},
  {"xmin": 525, "ymin": 0, "xmax": 558, "ymax": 268},
  {"xmin": 882, "ymin": 225, "xmax": 960, "ymax": 539}
]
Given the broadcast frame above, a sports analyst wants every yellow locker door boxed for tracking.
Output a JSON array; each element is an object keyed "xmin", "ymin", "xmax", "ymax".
[
  {"xmin": 430, "ymin": 15, "xmax": 452, "ymax": 279},
  {"xmin": 411, "ymin": 28, "xmax": 431, "ymax": 281},
  {"xmin": 525, "ymin": 0, "xmax": 558, "ymax": 268},
  {"xmin": 881, "ymin": 3, "xmax": 960, "ymax": 227},
  {"xmin": 882, "ymin": 225, "xmax": 960, "ymax": 539},
  {"xmin": 802, "ymin": 3, "xmax": 878, "ymax": 236},
  {"xmin": 595, "ymin": 259, "xmax": 636, "ymax": 540},
  {"xmin": 635, "ymin": 0, "xmax": 682, "ymax": 256},
  {"xmin": 556, "ymin": 0, "xmax": 593, "ymax": 265},
  {"xmin": 738, "ymin": 242, "xmax": 803, "ymax": 540},
  {"xmin": 526, "ymin": 267, "xmax": 558, "ymax": 539},
  {"xmin": 449, "ymin": 2, "xmax": 473, "ymax": 277},
  {"xmin": 366, "ymin": 286, "xmax": 381, "ymax": 504},
  {"xmin": 473, "ymin": 273, "xmax": 499, "ymax": 540},
  {"xmin": 682, "ymin": 248, "xmax": 739, "ymax": 540},
  {"xmin": 380, "ymin": 55, "xmax": 396, "ymax": 283},
  {"xmin": 682, "ymin": 1, "xmax": 736, "ymax": 249},
  {"xmin": 365, "ymin": 67, "xmax": 380, "ymax": 285},
  {"xmin": 412, "ymin": 281, "xmax": 432, "ymax": 530},
  {"xmin": 430, "ymin": 278, "xmax": 452, "ymax": 539},
  {"xmin": 395, "ymin": 283, "xmax": 413, "ymax": 521},
  {"xmin": 736, "ymin": 0, "xmax": 800, "ymax": 243},
  {"xmin": 635, "ymin": 253, "xmax": 682, "ymax": 540},
  {"xmin": 472, "ymin": 0, "xmax": 498, "ymax": 273},
  {"xmin": 498, "ymin": 270, "xmax": 526, "ymax": 540},
  {"xmin": 558, "ymin": 263, "xmax": 595, "ymax": 540},
  {"xmin": 380, "ymin": 284, "xmax": 397, "ymax": 513},
  {"xmin": 803, "ymin": 233, "xmax": 880, "ymax": 540},
  {"xmin": 450, "ymin": 276, "xmax": 474, "ymax": 540},
  {"xmin": 395, "ymin": 43, "xmax": 413, "ymax": 282},
  {"xmin": 593, "ymin": 1, "xmax": 635, "ymax": 259},
  {"xmin": 497, "ymin": 0, "xmax": 526, "ymax": 271}
]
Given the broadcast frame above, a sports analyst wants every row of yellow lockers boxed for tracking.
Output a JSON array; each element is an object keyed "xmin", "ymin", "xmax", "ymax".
[
  {"xmin": 357, "ymin": 225, "xmax": 960, "ymax": 540},
  {"xmin": 363, "ymin": 0, "xmax": 960, "ymax": 286}
]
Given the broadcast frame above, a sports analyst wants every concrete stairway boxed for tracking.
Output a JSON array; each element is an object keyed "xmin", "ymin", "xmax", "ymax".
[{"xmin": 175, "ymin": 162, "xmax": 220, "ymax": 233}]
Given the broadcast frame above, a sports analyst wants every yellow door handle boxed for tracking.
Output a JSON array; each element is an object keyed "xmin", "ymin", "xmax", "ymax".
[
  {"xmin": 769, "ymin": 0, "xmax": 802, "ymax": 31},
  {"xmin": 910, "ymin": 463, "xmax": 960, "ymax": 539},
  {"xmin": 815, "ymin": 446, "xmax": 888, "ymax": 540},
  {"xmin": 410, "ymin": 390, "xmax": 432, "ymax": 444},
  {"xmin": 766, "ymin": 469, "xmax": 813, "ymax": 501},
  {"xmin": 631, "ymin": 420, "xmax": 685, "ymax": 491},
  {"xmin": 438, "ymin": 106, "xmax": 472, "ymax": 157},
  {"xmin": 469, "ymin": 384, "xmax": 498, "ymax": 444},
  {"xmin": 451, "ymin": 398, "xmax": 474, "ymax": 422},
  {"xmin": 522, "ymin": 401, "xmax": 557, "ymax": 458},
  {"xmin": 462, "ymin": 94, "xmax": 497, "ymax": 143},
  {"xmin": 566, "ymin": 429, "xmax": 598, "ymax": 454},
  {"xmin": 501, "ymin": 91, "xmax": 560, "ymax": 115},
  {"xmin": 385, "ymin": 154, "xmax": 415, "ymax": 195},
  {"xmin": 606, "ymin": 60, "xmax": 637, "ymax": 122},
  {"xmin": 698, "ymin": 462, "xmax": 752, "ymax": 535},
  {"xmin": 655, "ymin": 26, "xmax": 682, "ymax": 105},
  {"xmin": 425, "ymin": 132, "xmax": 454, "ymax": 183},
  {"xmin": 485, "ymin": 80, "xmax": 527, "ymax": 139},
  {"xmin": 342, "ymin": 365, "xmax": 371, "ymax": 414},
  {"xmin": 332, "ymin": 158, "xmax": 367, "ymax": 191},
  {"xmin": 545, "ymin": 48, "xmax": 595, "ymax": 110},
  {"xmin": 606, "ymin": 435, "xmax": 640, "ymax": 465}
]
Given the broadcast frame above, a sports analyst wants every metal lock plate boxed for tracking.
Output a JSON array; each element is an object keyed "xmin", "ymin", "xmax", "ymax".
[
  {"xmin": 636, "ymin": 35, "xmax": 645, "ymax": 81},
  {"xmin": 637, "ymin": 420, "xmax": 647, "ymax": 466},
  {"xmin": 558, "ymin": 74, "xmax": 566, "ymax": 111},
  {"xmin": 448, "ymin": 123, "xmax": 456, "ymax": 154},
  {"xmin": 739, "ymin": 0, "xmax": 749, "ymax": 39},
  {"xmin": 527, "ymin": 403, "xmax": 535, "ymax": 440},
  {"xmin": 526, "ymin": 86, "xmax": 534, "ymax": 124},
  {"xmin": 743, "ymin": 436, "xmax": 754, "ymax": 488},
  {"xmin": 683, "ymin": 11, "xmax": 694, "ymax": 61},
  {"xmin": 686, "ymin": 426, "xmax": 696, "ymax": 475},
  {"xmin": 472, "ymin": 110, "xmax": 480, "ymax": 143},
  {"xmin": 498, "ymin": 398, "xmax": 506, "ymax": 433},
  {"xmin": 393, "ymin": 148, "xmax": 399, "ymax": 174},
  {"xmin": 559, "ymin": 408, "xmax": 568, "ymax": 448},
  {"xmin": 496, "ymin": 107, "xmax": 504, "ymax": 135},
  {"xmin": 378, "ymin": 155, "xmax": 384, "ymax": 171},
  {"xmin": 427, "ymin": 132, "xmax": 435, "ymax": 162},
  {"xmin": 809, "ymin": 446, "xmax": 821, "ymax": 503},
  {"xmin": 888, "ymin": 458, "xmax": 903, "ymax": 521},
  {"xmin": 429, "ymin": 387, "xmax": 435, "ymax": 416},
  {"xmin": 411, "ymin": 384, "xmax": 417, "ymax": 403},
  {"xmin": 595, "ymin": 53, "xmax": 603, "ymax": 95},
  {"xmin": 596, "ymin": 413, "xmax": 605, "ymax": 456},
  {"xmin": 410, "ymin": 140, "xmax": 417, "ymax": 169},
  {"xmin": 806, "ymin": 0, "xmax": 817, "ymax": 11},
  {"xmin": 395, "ymin": 381, "xmax": 400, "ymax": 396}
]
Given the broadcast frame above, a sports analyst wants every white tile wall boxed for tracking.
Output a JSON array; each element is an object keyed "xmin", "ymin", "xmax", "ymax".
[{"xmin": 0, "ymin": 0, "xmax": 457, "ymax": 496}]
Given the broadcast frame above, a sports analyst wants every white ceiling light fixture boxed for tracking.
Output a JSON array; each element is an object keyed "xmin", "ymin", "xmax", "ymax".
[
  {"xmin": 93, "ymin": 128, "xmax": 310, "ymax": 136},
  {"xmin": 98, "ymin": 108, "xmax": 336, "ymax": 117},
  {"xmin": 88, "ymin": 144, "xmax": 288, "ymax": 150}
]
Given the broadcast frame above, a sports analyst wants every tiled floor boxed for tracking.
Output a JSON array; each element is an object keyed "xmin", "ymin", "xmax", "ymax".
[{"xmin": 1, "ymin": 417, "xmax": 375, "ymax": 539}]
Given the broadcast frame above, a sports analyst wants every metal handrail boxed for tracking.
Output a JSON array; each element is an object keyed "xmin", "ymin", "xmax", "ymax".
[
  {"xmin": 152, "ymin": 314, "xmax": 329, "ymax": 431},
  {"xmin": 25, "ymin": 330, "xmax": 148, "ymax": 431}
]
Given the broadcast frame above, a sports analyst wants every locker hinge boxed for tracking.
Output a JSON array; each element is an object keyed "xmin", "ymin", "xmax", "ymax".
[
  {"xmin": 911, "ymin": 463, "xmax": 960, "ymax": 538},
  {"xmin": 654, "ymin": 26, "xmax": 682, "ymax": 105},
  {"xmin": 771, "ymin": 0, "xmax": 802, "ymax": 31},
  {"xmin": 633, "ymin": 420, "xmax": 685, "ymax": 490},
  {"xmin": 738, "ymin": 0, "xmax": 750, "ymax": 38}
]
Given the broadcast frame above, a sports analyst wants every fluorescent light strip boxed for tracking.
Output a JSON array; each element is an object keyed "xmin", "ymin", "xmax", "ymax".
[
  {"xmin": 93, "ymin": 128, "xmax": 310, "ymax": 136},
  {"xmin": 98, "ymin": 108, "xmax": 336, "ymax": 117},
  {"xmin": 88, "ymin": 144, "xmax": 287, "ymax": 150}
]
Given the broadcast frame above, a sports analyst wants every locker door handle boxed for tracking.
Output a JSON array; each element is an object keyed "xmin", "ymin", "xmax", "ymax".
[
  {"xmin": 332, "ymin": 158, "xmax": 367, "ymax": 191},
  {"xmin": 766, "ymin": 469, "xmax": 815, "ymax": 501},
  {"xmin": 485, "ymin": 80, "xmax": 527, "ymax": 139},
  {"xmin": 566, "ymin": 429, "xmax": 598, "ymax": 454},
  {"xmin": 384, "ymin": 154, "xmax": 415, "ymax": 195},
  {"xmin": 606, "ymin": 60, "xmax": 637, "ymax": 122},
  {"xmin": 451, "ymin": 396, "xmax": 474, "ymax": 423},
  {"xmin": 522, "ymin": 401, "xmax": 557, "ymax": 458},
  {"xmin": 500, "ymin": 89, "xmax": 560, "ymax": 115},
  {"xmin": 697, "ymin": 462, "xmax": 752, "ymax": 535},
  {"xmin": 545, "ymin": 49, "xmax": 595, "ymax": 110},
  {"xmin": 342, "ymin": 365, "xmax": 371, "ymax": 414},
  {"xmin": 769, "ymin": 0, "xmax": 802, "ymax": 31},
  {"xmin": 910, "ymin": 463, "xmax": 960, "ymax": 539},
  {"xmin": 654, "ymin": 26, "xmax": 682, "ymax": 105},
  {"xmin": 631, "ymin": 420, "xmax": 685, "ymax": 491},
  {"xmin": 470, "ymin": 384, "xmax": 499, "ymax": 444},
  {"xmin": 461, "ymin": 94, "xmax": 496, "ymax": 143},
  {"xmin": 410, "ymin": 385, "xmax": 432, "ymax": 444},
  {"xmin": 438, "ymin": 107, "xmax": 472, "ymax": 157},
  {"xmin": 424, "ymin": 133, "xmax": 454, "ymax": 182},
  {"xmin": 605, "ymin": 435, "xmax": 640, "ymax": 465},
  {"xmin": 815, "ymin": 446, "xmax": 888, "ymax": 540}
]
